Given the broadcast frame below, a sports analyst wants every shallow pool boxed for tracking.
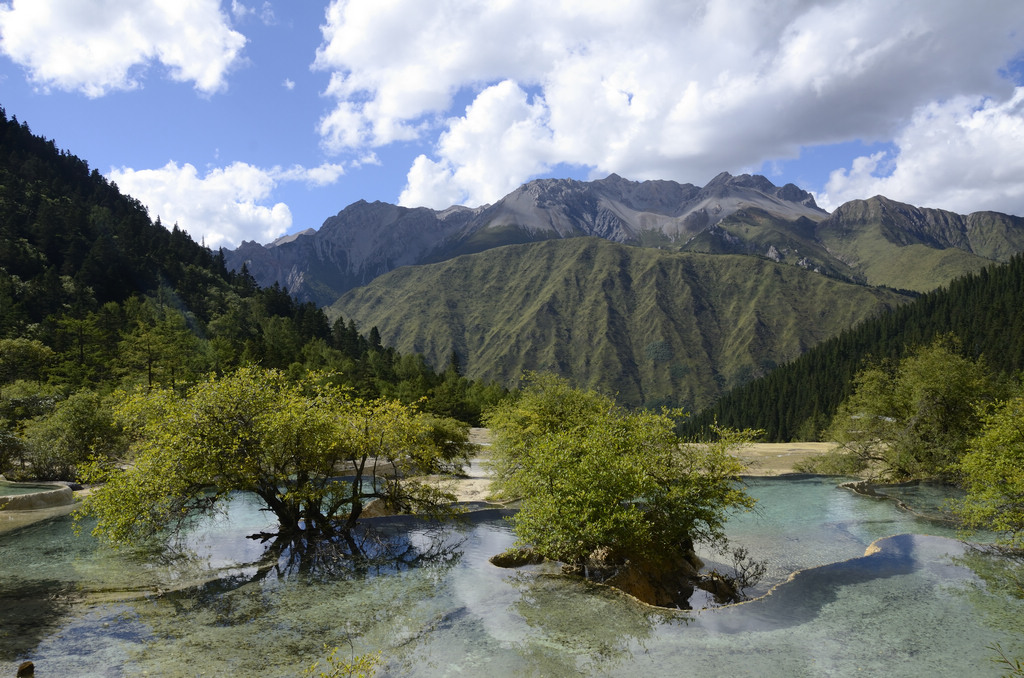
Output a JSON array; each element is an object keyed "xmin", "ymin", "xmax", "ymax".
[
  {"xmin": 0, "ymin": 480, "xmax": 62, "ymax": 497},
  {"xmin": 1, "ymin": 476, "xmax": 1021, "ymax": 677}
]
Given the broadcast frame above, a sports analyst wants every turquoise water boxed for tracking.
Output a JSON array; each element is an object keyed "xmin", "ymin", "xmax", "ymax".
[
  {"xmin": 1, "ymin": 476, "xmax": 1021, "ymax": 677},
  {"xmin": 0, "ymin": 480, "xmax": 62, "ymax": 496}
]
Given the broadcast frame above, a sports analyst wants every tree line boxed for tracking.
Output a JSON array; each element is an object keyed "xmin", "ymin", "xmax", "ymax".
[
  {"xmin": 791, "ymin": 336, "xmax": 1024, "ymax": 549},
  {"xmin": 0, "ymin": 107, "xmax": 503, "ymax": 482},
  {"xmin": 685, "ymin": 252, "xmax": 1024, "ymax": 441}
]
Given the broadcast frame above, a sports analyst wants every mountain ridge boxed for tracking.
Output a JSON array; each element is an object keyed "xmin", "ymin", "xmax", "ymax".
[
  {"xmin": 226, "ymin": 173, "xmax": 1024, "ymax": 305},
  {"xmin": 225, "ymin": 172, "xmax": 831, "ymax": 306}
]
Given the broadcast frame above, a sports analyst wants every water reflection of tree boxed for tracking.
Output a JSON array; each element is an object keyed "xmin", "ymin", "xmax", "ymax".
[
  {"xmin": 258, "ymin": 519, "xmax": 465, "ymax": 582},
  {"xmin": 951, "ymin": 545, "xmax": 1024, "ymax": 636},
  {"xmin": 0, "ymin": 578, "xmax": 81, "ymax": 663},
  {"xmin": 503, "ymin": 572, "xmax": 688, "ymax": 676},
  {"xmin": 125, "ymin": 521, "xmax": 464, "ymax": 676}
]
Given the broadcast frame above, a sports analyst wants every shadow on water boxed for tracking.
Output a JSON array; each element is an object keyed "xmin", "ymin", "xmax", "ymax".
[
  {"xmin": 0, "ymin": 513, "xmax": 95, "ymax": 663},
  {"xmin": 0, "ymin": 502, "xmax": 473, "ymax": 674},
  {"xmin": 0, "ymin": 578, "xmax": 81, "ymax": 662},
  {"xmin": 113, "ymin": 519, "xmax": 472, "ymax": 676},
  {"xmin": 698, "ymin": 533, "xmax": 921, "ymax": 633},
  {"xmin": 950, "ymin": 545, "xmax": 1024, "ymax": 641}
]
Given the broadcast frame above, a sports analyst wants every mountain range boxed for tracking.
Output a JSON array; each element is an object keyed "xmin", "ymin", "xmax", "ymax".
[
  {"xmin": 225, "ymin": 173, "xmax": 1024, "ymax": 408},
  {"xmin": 225, "ymin": 172, "xmax": 829, "ymax": 307}
]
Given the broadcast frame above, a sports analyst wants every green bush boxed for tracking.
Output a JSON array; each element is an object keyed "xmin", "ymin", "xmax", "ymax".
[
  {"xmin": 22, "ymin": 390, "xmax": 125, "ymax": 481},
  {"xmin": 485, "ymin": 373, "xmax": 757, "ymax": 566}
]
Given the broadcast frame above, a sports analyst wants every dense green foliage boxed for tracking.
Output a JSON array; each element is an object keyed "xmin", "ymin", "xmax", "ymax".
[
  {"xmin": 0, "ymin": 108, "xmax": 502, "ymax": 480},
  {"xmin": 485, "ymin": 374, "xmax": 756, "ymax": 566},
  {"xmin": 818, "ymin": 338, "xmax": 1005, "ymax": 481},
  {"xmin": 333, "ymin": 237, "xmax": 911, "ymax": 411},
  {"xmin": 956, "ymin": 394, "xmax": 1024, "ymax": 548},
  {"xmin": 797, "ymin": 335, "xmax": 1024, "ymax": 553},
  {"xmin": 21, "ymin": 389, "xmax": 126, "ymax": 480},
  {"xmin": 79, "ymin": 368, "xmax": 471, "ymax": 546},
  {"xmin": 690, "ymin": 253, "xmax": 1024, "ymax": 441}
]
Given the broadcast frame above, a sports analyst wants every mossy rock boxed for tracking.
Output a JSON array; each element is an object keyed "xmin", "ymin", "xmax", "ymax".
[{"xmin": 489, "ymin": 547, "xmax": 546, "ymax": 568}]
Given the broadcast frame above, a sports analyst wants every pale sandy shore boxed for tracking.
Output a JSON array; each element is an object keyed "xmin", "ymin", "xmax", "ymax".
[
  {"xmin": 448, "ymin": 430, "xmax": 837, "ymax": 502},
  {"xmin": 448, "ymin": 428, "xmax": 499, "ymax": 503},
  {"xmin": 732, "ymin": 442, "xmax": 837, "ymax": 476}
]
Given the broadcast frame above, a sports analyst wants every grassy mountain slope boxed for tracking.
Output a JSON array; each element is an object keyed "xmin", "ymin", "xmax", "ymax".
[
  {"xmin": 329, "ymin": 237, "xmax": 912, "ymax": 410},
  {"xmin": 815, "ymin": 196, "xmax": 1024, "ymax": 292}
]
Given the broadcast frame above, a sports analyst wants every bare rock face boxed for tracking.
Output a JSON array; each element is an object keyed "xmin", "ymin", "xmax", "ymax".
[
  {"xmin": 225, "ymin": 201, "xmax": 480, "ymax": 307},
  {"xmin": 224, "ymin": 174, "xmax": 1024, "ymax": 307},
  {"xmin": 223, "ymin": 173, "xmax": 828, "ymax": 305},
  {"xmin": 817, "ymin": 195, "xmax": 1024, "ymax": 259}
]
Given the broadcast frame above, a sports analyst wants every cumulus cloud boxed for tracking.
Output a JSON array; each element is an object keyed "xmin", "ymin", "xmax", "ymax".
[
  {"xmin": 314, "ymin": 0, "xmax": 1024, "ymax": 210},
  {"xmin": 109, "ymin": 161, "xmax": 345, "ymax": 249},
  {"xmin": 818, "ymin": 89, "xmax": 1024, "ymax": 214},
  {"xmin": 0, "ymin": 0, "xmax": 246, "ymax": 96},
  {"xmin": 400, "ymin": 81, "xmax": 555, "ymax": 207}
]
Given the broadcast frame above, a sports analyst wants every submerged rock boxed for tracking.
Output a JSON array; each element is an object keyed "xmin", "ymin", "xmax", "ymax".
[
  {"xmin": 566, "ymin": 547, "xmax": 715, "ymax": 609},
  {"xmin": 489, "ymin": 543, "xmax": 746, "ymax": 609},
  {"xmin": 360, "ymin": 498, "xmax": 395, "ymax": 518},
  {"xmin": 489, "ymin": 547, "xmax": 546, "ymax": 567}
]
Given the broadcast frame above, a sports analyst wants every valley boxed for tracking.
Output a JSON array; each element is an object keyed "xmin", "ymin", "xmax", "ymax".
[{"xmin": 226, "ymin": 172, "xmax": 1024, "ymax": 412}]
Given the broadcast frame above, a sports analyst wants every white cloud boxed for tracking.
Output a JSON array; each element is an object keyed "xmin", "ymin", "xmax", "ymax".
[
  {"xmin": 400, "ymin": 81, "xmax": 554, "ymax": 208},
  {"xmin": 109, "ymin": 161, "xmax": 345, "ymax": 249},
  {"xmin": 315, "ymin": 0, "xmax": 1024, "ymax": 209},
  {"xmin": 283, "ymin": 78, "xmax": 295, "ymax": 90},
  {"xmin": 818, "ymin": 88, "xmax": 1024, "ymax": 214},
  {"xmin": 232, "ymin": 1, "xmax": 275, "ymax": 25},
  {"xmin": 257, "ymin": 2, "xmax": 276, "ymax": 26},
  {"xmin": 0, "ymin": 0, "xmax": 246, "ymax": 97},
  {"xmin": 230, "ymin": 0, "xmax": 250, "ymax": 19},
  {"xmin": 277, "ymin": 162, "xmax": 346, "ymax": 187}
]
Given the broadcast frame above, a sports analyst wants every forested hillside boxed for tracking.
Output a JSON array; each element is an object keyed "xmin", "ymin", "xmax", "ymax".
[
  {"xmin": 687, "ymin": 253, "xmax": 1024, "ymax": 441},
  {"xmin": 0, "ymin": 108, "xmax": 501, "ymax": 480}
]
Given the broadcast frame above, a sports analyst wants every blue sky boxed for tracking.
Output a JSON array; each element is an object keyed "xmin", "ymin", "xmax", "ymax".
[{"xmin": 1, "ymin": 1, "xmax": 1022, "ymax": 250}]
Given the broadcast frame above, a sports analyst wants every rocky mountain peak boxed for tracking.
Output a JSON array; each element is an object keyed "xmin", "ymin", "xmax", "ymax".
[
  {"xmin": 224, "ymin": 172, "xmax": 833, "ymax": 305},
  {"xmin": 703, "ymin": 171, "xmax": 775, "ymax": 194}
]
